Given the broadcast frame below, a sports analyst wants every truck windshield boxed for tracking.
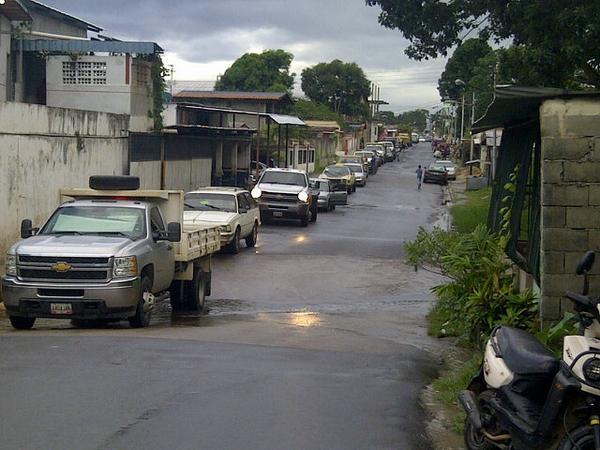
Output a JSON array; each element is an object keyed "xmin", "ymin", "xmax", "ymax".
[
  {"xmin": 40, "ymin": 206, "xmax": 146, "ymax": 240},
  {"xmin": 260, "ymin": 171, "xmax": 307, "ymax": 186},
  {"xmin": 324, "ymin": 166, "xmax": 350, "ymax": 177},
  {"xmin": 184, "ymin": 193, "xmax": 237, "ymax": 212}
]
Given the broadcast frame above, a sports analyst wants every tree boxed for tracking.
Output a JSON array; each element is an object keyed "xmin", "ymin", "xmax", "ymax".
[
  {"xmin": 398, "ymin": 109, "xmax": 429, "ymax": 131},
  {"xmin": 377, "ymin": 110, "xmax": 398, "ymax": 125},
  {"xmin": 438, "ymin": 39, "xmax": 493, "ymax": 101},
  {"xmin": 366, "ymin": 0, "xmax": 600, "ymax": 88},
  {"xmin": 301, "ymin": 60, "xmax": 371, "ymax": 119},
  {"xmin": 292, "ymin": 99, "xmax": 341, "ymax": 121},
  {"xmin": 215, "ymin": 49, "xmax": 295, "ymax": 92}
]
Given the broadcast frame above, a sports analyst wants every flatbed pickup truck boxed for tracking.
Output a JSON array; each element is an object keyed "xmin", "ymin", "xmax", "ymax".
[{"xmin": 1, "ymin": 176, "xmax": 220, "ymax": 329}]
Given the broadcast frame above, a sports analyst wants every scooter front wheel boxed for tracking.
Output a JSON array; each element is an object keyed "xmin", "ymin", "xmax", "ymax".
[
  {"xmin": 557, "ymin": 425, "xmax": 596, "ymax": 449},
  {"xmin": 464, "ymin": 391, "xmax": 497, "ymax": 450}
]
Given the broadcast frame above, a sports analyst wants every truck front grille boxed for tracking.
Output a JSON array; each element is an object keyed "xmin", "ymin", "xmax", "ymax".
[
  {"xmin": 17, "ymin": 255, "xmax": 112, "ymax": 283},
  {"xmin": 261, "ymin": 192, "xmax": 299, "ymax": 203}
]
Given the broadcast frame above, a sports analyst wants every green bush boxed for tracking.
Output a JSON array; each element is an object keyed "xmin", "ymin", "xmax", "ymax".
[
  {"xmin": 450, "ymin": 187, "xmax": 491, "ymax": 233},
  {"xmin": 405, "ymin": 224, "xmax": 538, "ymax": 347}
]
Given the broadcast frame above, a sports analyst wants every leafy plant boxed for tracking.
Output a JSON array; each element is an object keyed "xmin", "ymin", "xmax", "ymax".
[{"xmin": 406, "ymin": 224, "xmax": 538, "ymax": 347}]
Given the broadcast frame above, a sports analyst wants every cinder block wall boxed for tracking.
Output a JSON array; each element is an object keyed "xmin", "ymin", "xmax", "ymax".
[{"xmin": 540, "ymin": 98, "xmax": 600, "ymax": 320}]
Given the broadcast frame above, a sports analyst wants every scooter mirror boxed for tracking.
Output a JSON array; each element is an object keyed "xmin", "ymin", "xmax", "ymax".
[{"xmin": 576, "ymin": 251, "xmax": 595, "ymax": 275}]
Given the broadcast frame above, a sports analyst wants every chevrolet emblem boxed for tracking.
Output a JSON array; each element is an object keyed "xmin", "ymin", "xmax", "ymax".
[{"xmin": 52, "ymin": 262, "xmax": 72, "ymax": 273}]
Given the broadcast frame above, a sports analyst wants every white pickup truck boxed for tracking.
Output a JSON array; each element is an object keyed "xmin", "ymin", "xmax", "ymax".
[{"xmin": 1, "ymin": 176, "xmax": 220, "ymax": 329}]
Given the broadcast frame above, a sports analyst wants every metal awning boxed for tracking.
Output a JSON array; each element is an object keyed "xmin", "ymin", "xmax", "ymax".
[
  {"xmin": 13, "ymin": 39, "xmax": 163, "ymax": 54},
  {"xmin": 0, "ymin": 0, "xmax": 32, "ymax": 21},
  {"xmin": 176, "ymin": 103, "xmax": 305, "ymax": 126},
  {"xmin": 266, "ymin": 114, "xmax": 305, "ymax": 126},
  {"xmin": 164, "ymin": 124, "xmax": 257, "ymax": 136},
  {"xmin": 473, "ymin": 86, "xmax": 600, "ymax": 133}
]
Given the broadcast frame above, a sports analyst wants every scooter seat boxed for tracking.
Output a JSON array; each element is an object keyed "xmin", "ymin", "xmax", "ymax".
[{"xmin": 495, "ymin": 326, "xmax": 559, "ymax": 375}]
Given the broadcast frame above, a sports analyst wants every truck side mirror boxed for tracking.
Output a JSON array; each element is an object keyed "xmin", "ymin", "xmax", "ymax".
[
  {"xmin": 21, "ymin": 219, "xmax": 34, "ymax": 239},
  {"xmin": 166, "ymin": 222, "xmax": 181, "ymax": 243}
]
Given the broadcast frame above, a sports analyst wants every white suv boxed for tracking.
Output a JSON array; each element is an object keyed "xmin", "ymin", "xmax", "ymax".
[{"xmin": 184, "ymin": 187, "xmax": 260, "ymax": 254}]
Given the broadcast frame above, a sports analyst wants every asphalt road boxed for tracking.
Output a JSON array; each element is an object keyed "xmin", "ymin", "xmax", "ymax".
[{"xmin": 0, "ymin": 143, "xmax": 448, "ymax": 450}]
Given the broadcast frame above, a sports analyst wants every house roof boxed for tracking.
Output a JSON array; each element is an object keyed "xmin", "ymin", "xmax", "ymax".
[
  {"xmin": 23, "ymin": 0, "xmax": 102, "ymax": 32},
  {"xmin": 473, "ymin": 86, "xmax": 600, "ymax": 133},
  {"xmin": 174, "ymin": 90, "xmax": 292, "ymax": 102},
  {"xmin": 0, "ymin": 0, "xmax": 32, "ymax": 21},
  {"xmin": 16, "ymin": 39, "xmax": 163, "ymax": 54},
  {"xmin": 175, "ymin": 103, "xmax": 305, "ymax": 126}
]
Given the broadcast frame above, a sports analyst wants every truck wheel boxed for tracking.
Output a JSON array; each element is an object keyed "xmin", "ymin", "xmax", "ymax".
[
  {"xmin": 129, "ymin": 276, "xmax": 152, "ymax": 328},
  {"xmin": 9, "ymin": 316, "xmax": 35, "ymax": 330},
  {"xmin": 245, "ymin": 223, "xmax": 258, "ymax": 247},
  {"xmin": 227, "ymin": 228, "xmax": 241, "ymax": 254},
  {"xmin": 184, "ymin": 268, "xmax": 206, "ymax": 312}
]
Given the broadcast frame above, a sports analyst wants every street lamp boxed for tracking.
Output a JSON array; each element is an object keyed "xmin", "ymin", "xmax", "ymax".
[{"xmin": 455, "ymin": 79, "xmax": 466, "ymax": 144}]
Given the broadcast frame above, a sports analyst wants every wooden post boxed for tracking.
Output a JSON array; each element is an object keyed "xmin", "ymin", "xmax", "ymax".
[
  {"xmin": 285, "ymin": 124, "xmax": 289, "ymax": 168},
  {"xmin": 266, "ymin": 118, "xmax": 271, "ymax": 166},
  {"xmin": 255, "ymin": 114, "xmax": 261, "ymax": 179},
  {"xmin": 160, "ymin": 134, "xmax": 166, "ymax": 189},
  {"xmin": 277, "ymin": 124, "xmax": 282, "ymax": 167}
]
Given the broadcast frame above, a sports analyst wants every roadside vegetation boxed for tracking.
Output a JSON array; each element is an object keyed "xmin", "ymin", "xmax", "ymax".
[{"xmin": 406, "ymin": 185, "xmax": 575, "ymax": 436}]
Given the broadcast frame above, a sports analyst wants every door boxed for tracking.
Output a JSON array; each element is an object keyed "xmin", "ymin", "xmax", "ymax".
[
  {"xmin": 243, "ymin": 192, "xmax": 260, "ymax": 227},
  {"xmin": 149, "ymin": 207, "xmax": 174, "ymax": 291},
  {"xmin": 237, "ymin": 194, "xmax": 253, "ymax": 237}
]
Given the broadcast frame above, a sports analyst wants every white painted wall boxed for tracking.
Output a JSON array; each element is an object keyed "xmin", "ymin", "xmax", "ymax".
[
  {"xmin": 0, "ymin": 16, "xmax": 11, "ymax": 102},
  {"xmin": 46, "ymin": 55, "xmax": 153, "ymax": 132},
  {"xmin": 0, "ymin": 103, "xmax": 129, "ymax": 280}
]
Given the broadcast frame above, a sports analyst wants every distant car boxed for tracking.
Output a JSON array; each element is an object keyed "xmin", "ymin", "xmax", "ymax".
[
  {"xmin": 377, "ymin": 141, "xmax": 396, "ymax": 162},
  {"xmin": 339, "ymin": 155, "xmax": 369, "ymax": 174},
  {"xmin": 436, "ymin": 160, "xmax": 457, "ymax": 180},
  {"xmin": 365, "ymin": 144, "xmax": 385, "ymax": 165},
  {"xmin": 423, "ymin": 163, "xmax": 449, "ymax": 185},
  {"xmin": 343, "ymin": 163, "xmax": 367, "ymax": 187},
  {"xmin": 310, "ymin": 178, "xmax": 347, "ymax": 210},
  {"xmin": 320, "ymin": 164, "xmax": 356, "ymax": 194},
  {"xmin": 184, "ymin": 187, "xmax": 260, "ymax": 254},
  {"xmin": 418, "ymin": 137, "xmax": 426, "ymax": 143},
  {"xmin": 354, "ymin": 150, "xmax": 378, "ymax": 174}
]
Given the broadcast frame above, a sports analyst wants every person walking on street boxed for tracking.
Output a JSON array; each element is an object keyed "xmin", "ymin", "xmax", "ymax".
[{"xmin": 416, "ymin": 165, "xmax": 424, "ymax": 190}]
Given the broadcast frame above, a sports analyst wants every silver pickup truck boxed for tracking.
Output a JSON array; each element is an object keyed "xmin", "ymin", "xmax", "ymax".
[{"xmin": 2, "ymin": 176, "xmax": 220, "ymax": 330}]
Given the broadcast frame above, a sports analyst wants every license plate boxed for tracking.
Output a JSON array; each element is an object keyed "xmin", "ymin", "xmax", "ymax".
[
  {"xmin": 51, "ymin": 303, "xmax": 73, "ymax": 315},
  {"xmin": 273, "ymin": 211, "xmax": 283, "ymax": 217}
]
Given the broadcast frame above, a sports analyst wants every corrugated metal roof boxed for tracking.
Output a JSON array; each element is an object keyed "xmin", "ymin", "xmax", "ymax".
[
  {"xmin": 267, "ymin": 114, "xmax": 305, "ymax": 126},
  {"xmin": 0, "ymin": 0, "xmax": 32, "ymax": 21},
  {"xmin": 14, "ymin": 39, "xmax": 163, "ymax": 54},
  {"xmin": 24, "ymin": 0, "xmax": 102, "ymax": 32},
  {"xmin": 304, "ymin": 120, "xmax": 341, "ymax": 129},
  {"xmin": 175, "ymin": 103, "xmax": 305, "ymax": 126},
  {"xmin": 174, "ymin": 90, "xmax": 291, "ymax": 101},
  {"xmin": 472, "ymin": 86, "xmax": 600, "ymax": 133}
]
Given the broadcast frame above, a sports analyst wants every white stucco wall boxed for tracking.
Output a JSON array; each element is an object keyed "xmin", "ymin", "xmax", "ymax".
[
  {"xmin": 0, "ymin": 103, "xmax": 129, "ymax": 280},
  {"xmin": 46, "ymin": 55, "xmax": 153, "ymax": 132}
]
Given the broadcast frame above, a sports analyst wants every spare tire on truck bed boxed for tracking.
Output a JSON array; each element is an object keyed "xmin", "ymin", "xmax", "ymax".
[{"xmin": 89, "ymin": 175, "xmax": 140, "ymax": 191}]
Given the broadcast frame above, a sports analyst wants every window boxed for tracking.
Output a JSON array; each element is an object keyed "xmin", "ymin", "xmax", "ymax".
[
  {"xmin": 150, "ymin": 207, "xmax": 165, "ymax": 234},
  {"xmin": 242, "ymin": 192, "xmax": 257, "ymax": 209},
  {"xmin": 62, "ymin": 61, "xmax": 107, "ymax": 85},
  {"xmin": 184, "ymin": 193, "xmax": 237, "ymax": 212},
  {"xmin": 237, "ymin": 194, "xmax": 250, "ymax": 212}
]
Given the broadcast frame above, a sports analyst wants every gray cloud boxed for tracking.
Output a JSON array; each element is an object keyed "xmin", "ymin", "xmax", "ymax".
[{"xmin": 44, "ymin": 0, "xmax": 448, "ymax": 112}]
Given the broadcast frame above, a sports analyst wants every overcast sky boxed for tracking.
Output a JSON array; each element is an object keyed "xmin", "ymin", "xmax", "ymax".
[{"xmin": 46, "ymin": 0, "xmax": 449, "ymax": 114}]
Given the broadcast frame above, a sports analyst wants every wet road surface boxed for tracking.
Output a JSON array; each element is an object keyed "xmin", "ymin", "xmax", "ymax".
[{"xmin": 0, "ymin": 143, "xmax": 449, "ymax": 449}]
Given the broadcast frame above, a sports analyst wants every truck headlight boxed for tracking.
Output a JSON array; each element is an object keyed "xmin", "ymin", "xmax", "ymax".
[
  {"xmin": 251, "ymin": 187, "xmax": 262, "ymax": 199},
  {"xmin": 5, "ymin": 254, "xmax": 16, "ymax": 276},
  {"xmin": 113, "ymin": 256, "xmax": 138, "ymax": 278},
  {"xmin": 220, "ymin": 224, "xmax": 232, "ymax": 233},
  {"xmin": 298, "ymin": 191, "xmax": 309, "ymax": 203}
]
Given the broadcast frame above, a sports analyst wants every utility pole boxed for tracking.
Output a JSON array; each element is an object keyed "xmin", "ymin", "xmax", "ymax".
[
  {"xmin": 169, "ymin": 64, "xmax": 174, "ymax": 97},
  {"xmin": 469, "ymin": 91, "xmax": 476, "ymax": 161}
]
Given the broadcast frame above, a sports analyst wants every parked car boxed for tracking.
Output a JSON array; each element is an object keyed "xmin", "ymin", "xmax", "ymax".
[
  {"xmin": 365, "ymin": 144, "xmax": 385, "ymax": 165},
  {"xmin": 377, "ymin": 141, "xmax": 396, "ymax": 162},
  {"xmin": 343, "ymin": 163, "xmax": 367, "ymax": 187},
  {"xmin": 251, "ymin": 168, "xmax": 318, "ymax": 226},
  {"xmin": 354, "ymin": 150, "xmax": 377, "ymax": 174},
  {"xmin": 1, "ymin": 176, "xmax": 221, "ymax": 329},
  {"xmin": 423, "ymin": 163, "xmax": 449, "ymax": 185},
  {"xmin": 184, "ymin": 187, "xmax": 260, "ymax": 254},
  {"xmin": 310, "ymin": 178, "xmax": 348, "ymax": 211},
  {"xmin": 320, "ymin": 164, "xmax": 356, "ymax": 194},
  {"xmin": 435, "ymin": 160, "xmax": 457, "ymax": 180}
]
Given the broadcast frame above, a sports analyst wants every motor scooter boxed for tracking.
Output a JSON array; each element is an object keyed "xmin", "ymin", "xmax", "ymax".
[{"xmin": 460, "ymin": 251, "xmax": 600, "ymax": 449}]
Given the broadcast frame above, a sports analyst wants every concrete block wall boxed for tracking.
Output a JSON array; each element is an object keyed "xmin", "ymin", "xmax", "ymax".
[
  {"xmin": 0, "ymin": 103, "xmax": 129, "ymax": 283},
  {"xmin": 540, "ymin": 98, "xmax": 600, "ymax": 320}
]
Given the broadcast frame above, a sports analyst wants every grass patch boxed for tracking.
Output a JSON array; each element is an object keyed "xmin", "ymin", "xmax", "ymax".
[
  {"xmin": 450, "ymin": 187, "xmax": 491, "ymax": 233},
  {"xmin": 432, "ymin": 353, "xmax": 481, "ymax": 434}
]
